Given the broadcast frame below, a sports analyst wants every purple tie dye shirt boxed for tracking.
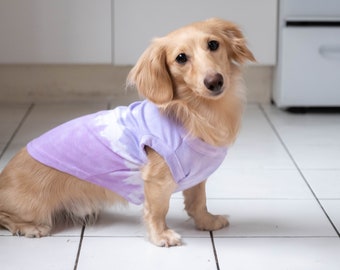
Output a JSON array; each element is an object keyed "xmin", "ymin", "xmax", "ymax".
[{"xmin": 27, "ymin": 101, "xmax": 227, "ymax": 205}]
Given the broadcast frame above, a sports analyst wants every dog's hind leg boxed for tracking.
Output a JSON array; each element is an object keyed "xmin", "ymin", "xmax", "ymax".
[
  {"xmin": 0, "ymin": 148, "xmax": 126, "ymax": 237},
  {"xmin": 0, "ymin": 152, "xmax": 55, "ymax": 237},
  {"xmin": 0, "ymin": 212, "xmax": 52, "ymax": 237}
]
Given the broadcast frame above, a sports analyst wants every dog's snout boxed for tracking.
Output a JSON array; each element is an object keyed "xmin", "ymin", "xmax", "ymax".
[{"xmin": 204, "ymin": 73, "xmax": 224, "ymax": 93}]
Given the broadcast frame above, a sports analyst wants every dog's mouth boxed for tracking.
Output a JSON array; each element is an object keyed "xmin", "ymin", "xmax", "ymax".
[{"xmin": 204, "ymin": 73, "xmax": 224, "ymax": 96}]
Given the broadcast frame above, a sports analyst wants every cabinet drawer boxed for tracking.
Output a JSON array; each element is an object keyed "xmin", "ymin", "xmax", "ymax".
[{"xmin": 278, "ymin": 27, "xmax": 340, "ymax": 106}]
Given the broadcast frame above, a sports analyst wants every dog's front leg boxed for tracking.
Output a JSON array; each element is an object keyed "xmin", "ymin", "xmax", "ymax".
[
  {"xmin": 142, "ymin": 147, "xmax": 181, "ymax": 247},
  {"xmin": 183, "ymin": 181, "xmax": 229, "ymax": 231}
]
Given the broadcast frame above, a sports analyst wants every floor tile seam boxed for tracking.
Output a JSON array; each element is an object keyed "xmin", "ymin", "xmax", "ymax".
[
  {"xmin": 81, "ymin": 235, "xmax": 145, "ymax": 238},
  {"xmin": 39, "ymin": 235, "xmax": 84, "ymax": 238},
  {"xmin": 258, "ymin": 105, "xmax": 325, "ymax": 192},
  {"xmin": 302, "ymin": 168, "xmax": 340, "ymax": 171},
  {"xmin": 0, "ymin": 234, "xmax": 211, "ymax": 239},
  {"xmin": 0, "ymin": 103, "xmax": 34, "ymax": 160},
  {"xmin": 172, "ymin": 197, "xmax": 323, "ymax": 201},
  {"xmin": 218, "ymin": 166, "xmax": 298, "ymax": 170},
  {"xmin": 1, "ymin": 235, "xmax": 337, "ymax": 240},
  {"xmin": 73, "ymin": 225, "xmax": 85, "ymax": 270},
  {"xmin": 80, "ymin": 235, "xmax": 211, "ymax": 239},
  {"xmin": 259, "ymin": 104, "xmax": 340, "ymax": 237},
  {"xmin": 297, "ymin": 167, "xmax": 340, "ymax": 170},
  {"xmin": 209, "ymin": 231, "xmax": 220, "ymax": 270},
  {"xmin": 282, "ymin": 141, "xmax": 340, "ymax": 146},
  {"xmin": 215, "ymin": 167, "xmax": 312, "ymax": 171},
  {"xmin": 0, "ymin": 234, "xmax": 84, "ymax": 238},
  {"xmin": 212, "ymin": 235, "xmax": 340, "ymax": 239},
  {"xmin": 210, "ymin": 235, "xmax": 340, "ymax": 268}
]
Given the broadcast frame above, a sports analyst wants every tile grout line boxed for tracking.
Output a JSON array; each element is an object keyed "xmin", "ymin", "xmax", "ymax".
[
  {"xmin": 209, "ymin": 231, "xmax": 220, "ymax": 270},
  {"xmin": 259, "ymin": 104, "xmax": 340, "ymax": 238},
  {"xmin": 0, "ymin": 103, "xmax": 35, "ymax": 160},
  {"xmin": 73, "ymin": 225, "xmax": 85, "ymax": 270}
]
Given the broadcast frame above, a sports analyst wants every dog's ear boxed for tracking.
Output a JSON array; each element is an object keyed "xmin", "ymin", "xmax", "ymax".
[
  {"xmin": 207, "ymin": 18, "xmax": 256, "ymax": 64},
  {"xmin": 127, "ymin": 39, "xmax": 174, "ymax": 105}
]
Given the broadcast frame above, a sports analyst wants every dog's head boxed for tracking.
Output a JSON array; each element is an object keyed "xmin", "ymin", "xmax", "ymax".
[{"xmin": 127, "ymin": 18, "xmax": 255, "ymax": 105}]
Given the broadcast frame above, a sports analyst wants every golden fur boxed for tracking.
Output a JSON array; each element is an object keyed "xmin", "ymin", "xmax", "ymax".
[{"xmin": 0, "ymin": 18, "xmax": 254, "ymax": 247}]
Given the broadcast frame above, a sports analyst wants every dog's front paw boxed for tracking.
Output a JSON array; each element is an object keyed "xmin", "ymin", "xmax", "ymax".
[
  {"xmin": 150, "ymin": 229, "xmax": 182, "ymax": 247},
  {"xmin": 195, "ymin": 214, "xmax": 229, "ymax": 231}
]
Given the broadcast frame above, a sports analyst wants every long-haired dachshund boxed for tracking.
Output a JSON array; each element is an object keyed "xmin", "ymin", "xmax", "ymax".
[{"xmin": 0, "ymin": 18, "xmax": 255, "ymax": 247}]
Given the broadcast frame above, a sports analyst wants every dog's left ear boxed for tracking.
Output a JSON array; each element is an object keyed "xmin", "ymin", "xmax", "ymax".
[
  {"xmin": 127, "ymin": 38, "xmax": 174, "ymax": 105},
  {"xmin": 207, "ymin": 18, "xmax": 256, "ymax": 64}
]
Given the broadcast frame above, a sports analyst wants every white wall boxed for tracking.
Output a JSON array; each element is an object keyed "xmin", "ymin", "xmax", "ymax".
[
  {"xmin": 114, "ymin": 0, "xmax": 277, "ymax": 65},
  {"xmin": 0, "ymin": 0, "xmax": 111, "ymax": 63}
]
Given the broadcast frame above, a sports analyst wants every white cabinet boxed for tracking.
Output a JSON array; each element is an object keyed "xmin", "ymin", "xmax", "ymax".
[
  {"xmin": 273, "ymin": 0, "xmax": 340, "ymax": 108},
  {"xmin": 275, "ymin": 27, "xmax": 340, "ymax": 107},
  {"xmin": 0, "ymin": 0, "xmax": 277, "ymax": 65},
  {"xmin": 113, "ymin": 0, "xmax": 277, "ymax": 65},
  {"xmin": 0, "ymin": 0, "xmax": 112, "ymax": 63}
]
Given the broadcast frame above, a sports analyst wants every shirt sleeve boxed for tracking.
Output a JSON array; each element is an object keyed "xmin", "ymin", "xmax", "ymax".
[{"xmin": 139, "ymin": 135, "xmax": 186, "ymax": 183}]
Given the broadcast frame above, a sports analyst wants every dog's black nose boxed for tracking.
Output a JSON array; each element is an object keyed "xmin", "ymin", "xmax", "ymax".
[{"xmin": 204, "ymin": 73, "xmax": 224, "ymax": 93}]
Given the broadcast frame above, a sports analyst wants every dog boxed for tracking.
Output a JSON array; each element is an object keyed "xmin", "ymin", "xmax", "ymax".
[{"xmin": 0, "ymin": 18, "xmax": 255, "ymax": 247}]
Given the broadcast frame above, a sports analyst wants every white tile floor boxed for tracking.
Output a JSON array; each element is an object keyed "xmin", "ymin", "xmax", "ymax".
[{"xmin": 1, "ymin": 100, "xmax": 340, "ymax": 270}]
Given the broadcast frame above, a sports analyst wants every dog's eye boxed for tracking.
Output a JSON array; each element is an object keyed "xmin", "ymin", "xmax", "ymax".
[
  {"xmin": 208, "ymin": 40, "xmax": 219, "ymax": 51},
  {"xmin": 175, "ymin": 53, "xmax": 188, "ymax": 64}
]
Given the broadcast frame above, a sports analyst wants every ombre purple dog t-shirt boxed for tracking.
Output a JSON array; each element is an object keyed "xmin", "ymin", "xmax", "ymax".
[{"xmin": 27, "ymin": 100, "xmax": 227, "ymax": 205}]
